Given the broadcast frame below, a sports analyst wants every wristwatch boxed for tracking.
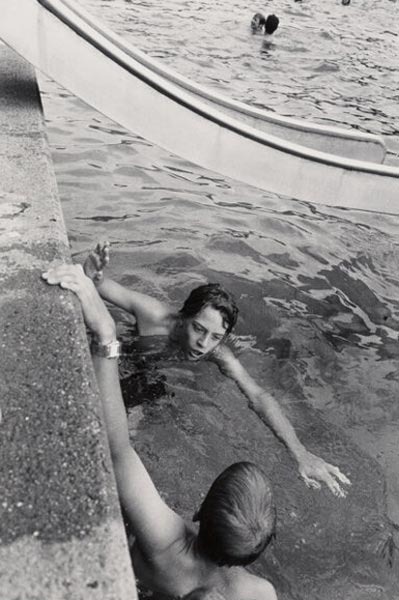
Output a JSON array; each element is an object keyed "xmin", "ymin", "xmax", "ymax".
[{"xmin": 91, "ymin": 339, "xmax": 121, "ymax": 359}]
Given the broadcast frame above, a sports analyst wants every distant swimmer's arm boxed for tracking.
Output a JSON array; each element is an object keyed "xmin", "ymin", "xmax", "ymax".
[
  {"xmin": 212, "ymin": 345, "xmax": 351, "ymax": 498},
  {"xmin": 83, "ymin": 241, "xmax": 170, "ymax": 330},
  {"xmin": 43, "ymin": 264, "xmax": 187, "ymax": 557}
]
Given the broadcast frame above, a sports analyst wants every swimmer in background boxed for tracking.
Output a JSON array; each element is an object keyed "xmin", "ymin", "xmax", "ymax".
[
  {"xmin": 342, "ymin": 0, "xmax": 350, "ymax": 5},
  {"xmin": 81, "ymin": 241, "xmax": 351, "ymax": 497},
  {"xmin": 251, "ymin": 13, "xmax": 280, "ymax": 36},
  {"xmin": 261, "ymin": 14, "xmax": 280, "ymax": 50}
]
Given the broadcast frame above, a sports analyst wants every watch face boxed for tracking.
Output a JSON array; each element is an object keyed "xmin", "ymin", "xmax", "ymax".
[
  {"xmin": 106, "ymin": 341, "xmax": 121, "ymax": 358},
  {"xmin": 92, "ymin": 340, "xmax": 121, "ymax": 358}
]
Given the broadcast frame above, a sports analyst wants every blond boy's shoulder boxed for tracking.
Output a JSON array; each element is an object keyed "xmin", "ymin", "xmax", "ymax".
[{"xmin": 226, "ymin": 568, "xmax": 277, "ymax": 600}]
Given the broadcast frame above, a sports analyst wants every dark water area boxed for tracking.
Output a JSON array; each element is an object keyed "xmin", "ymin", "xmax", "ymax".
[{"xmin": 38, "ymin": 0, "xmax": 399, "ymax": 597}]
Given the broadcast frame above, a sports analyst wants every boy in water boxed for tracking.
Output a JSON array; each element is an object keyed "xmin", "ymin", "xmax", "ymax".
[
  {"xmin": 43, "ymin": 264, "xmax": 277, "ymax": 599},
  {"xmin": 81, "ymin": 241, "xmax": 350, "ymax": 497}
]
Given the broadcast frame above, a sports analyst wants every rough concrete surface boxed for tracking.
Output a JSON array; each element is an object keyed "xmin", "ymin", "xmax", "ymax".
[{"xmin": 0, "ymin": 46, "xmax": 137, "ymax": 599}]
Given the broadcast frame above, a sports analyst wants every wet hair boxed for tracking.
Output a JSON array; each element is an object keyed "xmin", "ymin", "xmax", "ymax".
[
  {"xmin": 180, "ymin": 283, "xmax": 238, "ymax": 335},
  {"xmin": 195, "ymin": 462, "xmax": 276, "ymax": 567},
  {"xmin": 251, "ymin": 12, "xmax": 266, "ymax": 32},
  {"xmin": 265, "ymin": 14, "xmax": 279, "ymax": 35}
]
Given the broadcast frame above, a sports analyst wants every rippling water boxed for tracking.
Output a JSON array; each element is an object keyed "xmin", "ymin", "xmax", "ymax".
[
  {"xmin": 80, "ymin": 0, "xmax": 399, "ymax": 162},
  {"xmin": 38, "ymin": 0, "xmax": 399, "ymax": 597}
]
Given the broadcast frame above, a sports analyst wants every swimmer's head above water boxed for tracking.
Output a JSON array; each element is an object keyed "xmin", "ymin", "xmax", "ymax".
[
  {"xmin": 193, "ymin": 461, "xmax": 276, "ymax": 566},
  {"xmin": 265, "ymin": 14, "xmax": 279, "ymax": 35},
  {"xmin": 178, "ymin": 283, "xmax": 238, "ymax": 361},
  {"xmin": 251, "ymin": 12, "xmax": 266, "ymax": 32}
]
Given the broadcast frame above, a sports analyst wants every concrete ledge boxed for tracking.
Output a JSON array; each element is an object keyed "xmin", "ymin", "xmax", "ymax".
[{"xmin": 0, "ymin": 46, "xmax": 137, "ymax": 599}]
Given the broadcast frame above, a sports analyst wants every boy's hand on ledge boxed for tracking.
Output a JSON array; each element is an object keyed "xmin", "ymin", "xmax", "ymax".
[
  {"xmin": 42, "ymin": 263, "xmax": 116, "ymax": 344},
  {"xmin": 296, "ymin": 450, "xmax": 351, "ymax": 498},
  {"xmin": 83, "ymin": 241, "xmax": 110, "ymax": 285}
]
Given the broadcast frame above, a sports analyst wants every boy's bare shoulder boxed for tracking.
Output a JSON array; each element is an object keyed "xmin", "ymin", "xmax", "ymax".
[
  {"xmin": 225, "ymin": 568, "xmax": 277, "ymax": 600},
  {"xmin": 237, "ymin": 572, "xmax": 277, "ymax": 600},
  {"xmin": 139, "ymin": 305, "xmax": 176, "ymax": 335}
]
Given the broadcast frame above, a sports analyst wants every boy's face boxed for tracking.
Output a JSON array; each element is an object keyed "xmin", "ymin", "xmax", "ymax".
[{"xmin": 183, "ymin": 305, "xmax": 228, "ymax": 360}]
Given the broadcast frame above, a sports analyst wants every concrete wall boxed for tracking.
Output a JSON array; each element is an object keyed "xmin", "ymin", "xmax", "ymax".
[{"xmin": 0, "ymin": 45, "xmax": 137, "ymax": 600}]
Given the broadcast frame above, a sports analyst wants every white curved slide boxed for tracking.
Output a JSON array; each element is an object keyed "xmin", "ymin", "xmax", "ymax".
[
  {"xmin": 0, "ymin": 0, "xmax": 398, "ymax": 215},
  {"xmin": 46, "ymin": 0, "xmax": 386, "ymax": 164}
]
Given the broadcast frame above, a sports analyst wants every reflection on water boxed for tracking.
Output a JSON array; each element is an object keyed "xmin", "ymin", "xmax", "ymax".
[{"xmin": 38, "ymin": 0, "xmax": 399, "ymax": 597}]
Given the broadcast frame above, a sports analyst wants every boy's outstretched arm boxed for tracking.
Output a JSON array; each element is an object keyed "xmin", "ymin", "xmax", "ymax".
[
  {"xmin": 213, "ymin": 346, "xmax": 351, "ymax": 498},
  {"xmin": 83, "ymin": 241, "xmax": 170, "ymax": 332},
  {"xmin": 42, "ymin": 264, "xmax": 186, "ymax": 557}
]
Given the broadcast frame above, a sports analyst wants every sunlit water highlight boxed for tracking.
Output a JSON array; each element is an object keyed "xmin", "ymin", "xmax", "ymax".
[{"xmin": 38, "ymin": 0, "xmax": 399, "ymax": 597}]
